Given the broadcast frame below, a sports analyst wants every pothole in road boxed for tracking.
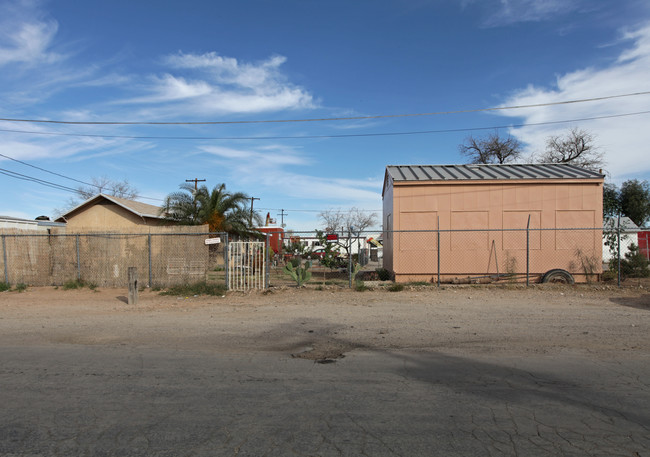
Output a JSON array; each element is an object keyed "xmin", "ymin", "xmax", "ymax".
[{"xmin": 290, "ymin": 342, "xmax": 357, "ymax": 363}]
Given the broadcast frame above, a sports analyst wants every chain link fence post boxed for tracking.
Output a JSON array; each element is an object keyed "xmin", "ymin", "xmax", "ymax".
[
  {"xmin": 526, "ymin": 215, "xmax": 531, "ymax": 287},
  {"xmin": 2, "ymin": 235, "xmax": 7, "ymax": 284},
  {"xmin": 75, "ymin": 234, "xmax": 81, "ymax": 281},
  {"xmin": 147, "ymin": 234, "xmax": 152, "ymax": 288},
  {"xmin": 617, "ymin": 214, "xmax": 621, "ymax": 287},
  {"xmin": 437, "ymin": 216, "xmax": 441, "ymax": 287}
]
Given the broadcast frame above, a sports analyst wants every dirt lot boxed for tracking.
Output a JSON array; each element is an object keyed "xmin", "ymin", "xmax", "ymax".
[{"xmin": 2, "ymin": 283, "xmax": 649, "ymax": 360}]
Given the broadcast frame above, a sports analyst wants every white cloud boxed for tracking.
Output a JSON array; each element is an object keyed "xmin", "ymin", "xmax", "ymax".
[
  {"xmin": 497, "ymin": 22, "xmax": 650, "ymax": 180},
  {"xmin": 0, "ymin": 1, "xmax": 61, "ymax": 66},
  {"xmin": 119, "ymin": 52, "xmax": 316, "ymax": 115},
  {"xmin": 461, "ymin": 0, "xmax": 582, "ymax": 26},
  {"xmin": 196, "ymin": 143, "xmax": 381, "ymax": 217}
]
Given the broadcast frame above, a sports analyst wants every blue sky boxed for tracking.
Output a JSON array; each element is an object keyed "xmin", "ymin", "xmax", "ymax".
[{"xmin": 1, "ymin": 0, "xmax": 650, "ymax": 230}]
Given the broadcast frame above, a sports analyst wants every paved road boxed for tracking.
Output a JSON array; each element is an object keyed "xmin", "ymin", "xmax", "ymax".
[{"xmin": 1, "ymin": 344, "xmax": 649, "ymax": 456}]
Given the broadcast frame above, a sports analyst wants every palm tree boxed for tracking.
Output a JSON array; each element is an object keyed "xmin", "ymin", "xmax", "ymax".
[{"xmin": 161, "ymin": 183, "xmax": 261, "ymax": 236}]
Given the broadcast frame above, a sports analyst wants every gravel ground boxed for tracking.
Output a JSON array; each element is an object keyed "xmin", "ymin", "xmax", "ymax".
[{"xmin": 1, "ymin": 283, "xmax": 648, "ymax": 360}]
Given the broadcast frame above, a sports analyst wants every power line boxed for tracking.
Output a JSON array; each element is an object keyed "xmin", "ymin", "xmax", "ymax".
[
  {"xmin": 1, "ymin": 110, "xmax": 649, "ymax": 141},
  {"xmin": 0, "ymin": 167, "xmax": 80, "ymax": 194},
  {"xmin": 1, "ymin": 91, "xmax": 649, "ymax": 125},
  {"xmin": 0, "ymin": 152, "xmax": 164, "ymax": 202}
]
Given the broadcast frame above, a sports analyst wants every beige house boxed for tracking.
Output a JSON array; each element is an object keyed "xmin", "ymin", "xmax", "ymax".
[
  {"xmin": 55, "ymin": 194, "xmax": 168, "ymax": 231},
  {"xmin": 382, "ymin": 164, "xmax": 605, "ymax": 283}
]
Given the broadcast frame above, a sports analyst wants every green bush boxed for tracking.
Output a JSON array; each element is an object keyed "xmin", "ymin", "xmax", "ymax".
[
  {"xmin": 621, "ymin": 243, "xmax": 650, "ymax": 278},
  {"xmin": 387, "ymin": 283, "xmax": 404, "ymax": 292},
  {"xmin": 354, "ymin": 281, "xmax": 369, "ymax": 292},
  {"xmin": 15, "ymin": 283, "xmax": 27, "ymax": 292},
  {"xmin": 0, "ymin": 282, "xmax": 10, "ymax": 292},
  {"xmin": 607, "ymin": 243, "xmax": 650, "ymax": 280},
  {"xmin": 63, "ymin": 279, "xmax": 86, "ymax": 290}
]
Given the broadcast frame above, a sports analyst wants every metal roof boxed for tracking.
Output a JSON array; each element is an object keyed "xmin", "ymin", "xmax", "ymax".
[{"xmin": 386, "ymin": 164, "xmax": 605, "ymax": 182}]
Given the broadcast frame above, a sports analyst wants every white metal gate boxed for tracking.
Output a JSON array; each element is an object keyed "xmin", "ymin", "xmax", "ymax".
[{"xmin": 227, "ymin": 241, "xmax": 266, "ymax": 291}]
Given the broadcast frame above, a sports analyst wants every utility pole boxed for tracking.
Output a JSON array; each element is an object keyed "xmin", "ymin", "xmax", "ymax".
[
  {"xmin": 249, "ymin": 197, "xmax": 260, "ymax": 226},
  {"xmin": 277, "ymin": 209, "xmax": 288, "ymax": 227},
  {"xmin": 185, "ymin": 178, "xmax": 206, "ymax": 191}
]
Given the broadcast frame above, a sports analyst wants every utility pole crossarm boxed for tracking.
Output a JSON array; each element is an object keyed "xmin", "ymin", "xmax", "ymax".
[{"xmin": 185, "ymin": 178, "xmax": 206, "ymax": 191}]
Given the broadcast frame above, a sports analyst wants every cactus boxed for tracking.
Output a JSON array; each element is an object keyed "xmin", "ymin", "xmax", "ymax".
[{"xmin": 284, "ymin": 260, "xmax": 312, "ymax": 287}]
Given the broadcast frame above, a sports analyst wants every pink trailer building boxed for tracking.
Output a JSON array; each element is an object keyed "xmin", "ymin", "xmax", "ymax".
[{"xmin": 382, "ymin": 164, "xmax": 605, "ymax": 283}]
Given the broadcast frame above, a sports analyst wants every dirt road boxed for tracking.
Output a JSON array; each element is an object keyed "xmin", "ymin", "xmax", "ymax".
[{"xmin": 1, "ymin": 285, "xmax": 649, "ymax": 456}]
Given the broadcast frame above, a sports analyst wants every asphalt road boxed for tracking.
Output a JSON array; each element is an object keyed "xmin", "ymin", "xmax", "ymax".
[{"xmin": 1, "ymin": 344, "xmax": 649, "ymax": 457}]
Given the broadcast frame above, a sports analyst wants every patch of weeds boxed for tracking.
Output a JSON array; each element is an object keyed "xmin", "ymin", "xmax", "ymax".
[
  {"xmin": 88, "ymin": 283, "xmax": 98, "ymax": 291},
  {"xmin": 151, "ymin": 286, "xmax": 162, "ymax": 292},
  {"xmin": 315, "ymin": 285, "xmax": 324, "ymax": 291},
  {"xmin": 62, "ymin": 279, "xmax": 86, "ymax": 290},
  {"xmin": 354, "ymin": 281, "xmax": 369, "ymax": 292},
  {"xmin": 14, "ymin": 283, "xmax": 27, "ymax": 292},
  {"xmin": 0, "ymin": 282, "xmax": 10, "ymax": 292},
  {"xmin": 160, "ymin": 282, "xmax": 227, "ymax": 296},
  {"xmin": 387, "ymin": 283, "xmax": 404, "ymax": 292}
]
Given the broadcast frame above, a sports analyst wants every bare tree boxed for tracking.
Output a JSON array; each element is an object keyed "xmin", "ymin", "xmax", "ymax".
[
  {"xmin": 55, "ymin": 177, "xmax": 139, "ymax": 217},
  {"xmin": 318, "ymin": 208, "xmax": 378, "ymax": 233},
  {"xmin": 76, "ymin": 176, "xmax": 139, "ymax": 200},
  {"xmin": 538, "ymin": 128, "xmax": 604, "ymax": 171},
  {"xmin": 459, "ymin": 131, "xmax": 522, "ymax": 164}
]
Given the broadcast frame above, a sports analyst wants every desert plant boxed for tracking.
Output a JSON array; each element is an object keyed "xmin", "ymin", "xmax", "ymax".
[
  {"xmin": 387, "ymin": 283, "xmax": 404, "ymax": 292},
  {"xmin": 0, "ymin": 282, "xmax": 10, "ymax": 292},
  {"xmin": 284, "ymin": 260, "xmax": 312, "ymax": 287},
  {"xmin": 15, "ymin": 283, "xmax": 27, "ymax": 292}
]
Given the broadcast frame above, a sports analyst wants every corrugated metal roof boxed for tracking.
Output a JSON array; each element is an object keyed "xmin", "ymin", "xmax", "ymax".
[{"xmin": 386, "ymin": 164, "xmax": 604, "ymax": 182}]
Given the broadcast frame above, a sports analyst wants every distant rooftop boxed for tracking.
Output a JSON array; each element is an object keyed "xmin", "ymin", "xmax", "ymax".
[{"xmin": 386, "ymin": 163, "xmax": 605, "ymax": 182}]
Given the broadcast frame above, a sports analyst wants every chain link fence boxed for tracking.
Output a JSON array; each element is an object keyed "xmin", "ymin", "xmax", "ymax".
[
  {"xmin": 0, "ymin": 230, "xmax": 227, "ymax": 288},
  {"xmin": 1, "ymin": 225, "xmax": 648, "ymax": 289}
]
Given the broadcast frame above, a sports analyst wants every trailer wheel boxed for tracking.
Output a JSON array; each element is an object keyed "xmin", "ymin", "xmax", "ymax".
[{"xmin": 542, "ymin": 269, "xmax": 574, "ymax": 284}]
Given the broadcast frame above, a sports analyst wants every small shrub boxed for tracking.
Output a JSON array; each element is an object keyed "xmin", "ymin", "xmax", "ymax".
[
  {"xmin": 160, "ymin": 282, "xmax": 226, "ymax": 296},
  {"xmin": 354, "ymin": 281, "xmax": 369, "ymax": 292},
  {"xmin": 15, "ymin": 283, "xmax": 27, "ymax": 292},
  {"xmin": 0, "ymin": 282, "xmax": 10, "ymax": 292},
  {"xmin": 621, "ymin": 243, "xmax": 650, "ymax": 278},
  {"xmin": 387, "ymin": 283, "xmax": 404, "ymax": 292},
  {"xmin": 63, "ymin": 279, "xmax": 86, "ymax": 290}
]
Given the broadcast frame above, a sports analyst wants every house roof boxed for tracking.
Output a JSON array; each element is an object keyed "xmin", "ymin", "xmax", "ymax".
[
  {"xmin": 1, "ymin": 215, "xmax": 66, "ymax": 227},
  {"xmin": 385, "ymin": 163, "xmax": 605, "ymax": 182},
  {"xmin": 603, "ymin": 216, "xmax": 640, "ymax": 232},
  {"xmin": 56, "ymin": 194, "xmax": 165, "ymax": 222}
]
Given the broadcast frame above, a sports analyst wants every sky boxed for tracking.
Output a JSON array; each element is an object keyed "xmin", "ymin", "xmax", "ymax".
[{"xmin": 1, "ymin": 0, "xmax": 650, "ymax": 231}]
